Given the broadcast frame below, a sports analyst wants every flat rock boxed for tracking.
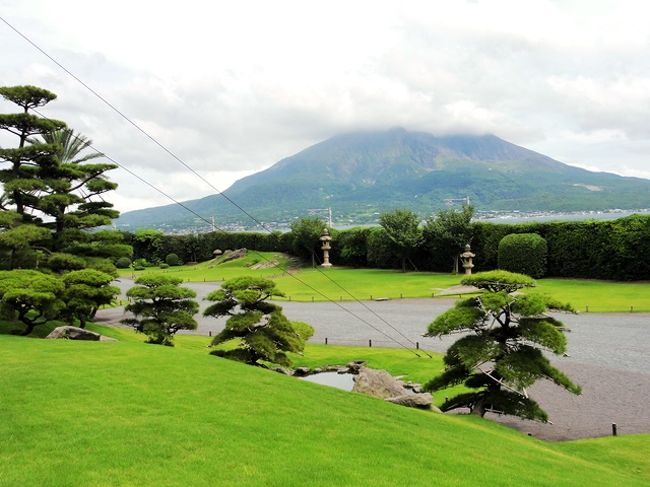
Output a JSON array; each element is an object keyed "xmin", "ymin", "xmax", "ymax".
[
  {"xmin": 352, "ymin": 368, "xmax": 406, "ymax": 399},
  {"xmin": 386, "ymin": 393, "xmax": 433, "ymax": 409},
  {"xmin": 46, "ymin": 326, "xmax": 101, "ymax": 341},
  {"xmin": 293, "ymin": 367, "xmax": 311, "ymax": 377}
]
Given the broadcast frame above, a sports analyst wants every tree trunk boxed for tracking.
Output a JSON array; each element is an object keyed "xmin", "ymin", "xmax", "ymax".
[
  {"xmin": 401, "ymin": 257, "xmax": 406, "ymax": 273},
  {"xmin": 470, "ymin": 398, "xmax": 487, "ymax": 417},
  {"xmin": 20, "ymin": 322, "xmax": 35, "ymax": 336},
  {"xmin": 452, "ymin": 255, "xmax": 459, "ymax": 274}
]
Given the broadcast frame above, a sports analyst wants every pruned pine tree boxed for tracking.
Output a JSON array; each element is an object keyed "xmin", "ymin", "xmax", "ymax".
[
  {"xmin": 0, "ymin": 269, "xmax": 65, "ymax": 335},
  {"xmin": 32, "ymin": 128, "xmax": 119, "ymax": 251},
  {"xmin": 62, "ymin": 269, "xmax": 120, "ymax": 328},
  {"xmin": 204, "ymin": 277, "xmax": 314, "ymax": 366},
  {"xmin": 0, "ymin": 86, "xmax": 65, "ymax": 219},
  {"xmin": 122, "ymin": 276, "xmax": 198, "ymax": 346},
  {"xmin": 425, "ymin": 270, "xmax": 581, "ymax": 422}
]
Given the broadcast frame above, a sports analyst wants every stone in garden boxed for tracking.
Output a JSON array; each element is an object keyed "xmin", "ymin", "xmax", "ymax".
[
  {"xmin": 212, "ymin": 249, "xmax": 223, "ymax": 256},
  {"xmin": 46, "ymin": 326, "xmax": 101, "ymax": 341},
  {"xmin": 272, "ymin": 366, "xmax": 293, "ymax": 375},
  {"xmin": 352, "ymin": 367, "xmax": 406, "ymax": 399},
  {"xmin": 460, "ymin": 244, "xmax": 476, "ymax": 275},
  {"xmin": 345, "ymin": 360, "xmax": 367, "ymax": 374},
  {"xmin": 293, "ymin": 367, "xmax": 311, "ymax": 377},
  {"xmin": 320, "ymin": 228, "xmax": 332, "ymax": 267},
  {"xmin": 386, "ymin": 393, "xmax": 433, "ymax": 409}
]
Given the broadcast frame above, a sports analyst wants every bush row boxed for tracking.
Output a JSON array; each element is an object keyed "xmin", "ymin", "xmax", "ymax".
[{"xmin": 123, "ymin": 214, "xmax": 650, "ymax": 281}]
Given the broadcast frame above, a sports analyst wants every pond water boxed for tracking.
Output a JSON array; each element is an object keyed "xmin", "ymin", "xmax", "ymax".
[{"xmin": 300, "ymin": 372, "xmax": 355, "ymax": 391}]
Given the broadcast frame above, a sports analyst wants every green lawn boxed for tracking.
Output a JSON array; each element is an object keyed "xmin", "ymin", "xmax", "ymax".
[
  {"xmin": 120, "ymin": 253, "xmax": 650, "ymax": 312},
  {"xmin": 0, "ymin": 325, "xmax": 648, "ymax": 486}
]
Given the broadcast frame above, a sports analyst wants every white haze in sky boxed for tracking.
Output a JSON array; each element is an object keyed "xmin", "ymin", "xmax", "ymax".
[{"xmin": 1, "ymin": 0, "xmax": 650, "ymax": 212}]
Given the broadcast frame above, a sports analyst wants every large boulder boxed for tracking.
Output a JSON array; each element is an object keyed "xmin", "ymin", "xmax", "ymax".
[
  {"xmin": 46, "ymin": 326, "xmax": 101, "ymax": 341},
  {"xmin": 386, "ymin": 393, "xmax": 433, "ymax": 410},
  {"xmin": 352, "ymin": 367, "xmax": 406, "ymax": 399}
]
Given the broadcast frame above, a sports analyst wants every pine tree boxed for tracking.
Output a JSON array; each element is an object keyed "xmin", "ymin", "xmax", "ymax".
[
  {"xmin": 204, "ymin": 277, "xmax": 314, "ymax": 366},
  {"xmin": 425, "ymin": 270, "xmax": 581, "ymax": 421},
  {"xmin": 122, "ymin": 276, "xmax": 198, "ymax": 346},
  {"xmin": 0, "ymin": 86, "xmax": 65, "ymax": 218}
]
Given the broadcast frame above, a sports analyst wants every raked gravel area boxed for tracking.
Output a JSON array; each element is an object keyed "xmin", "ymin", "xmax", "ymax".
[{"xmin": 98, "ymin": 278, "xmax": 650, "ymax": 441}]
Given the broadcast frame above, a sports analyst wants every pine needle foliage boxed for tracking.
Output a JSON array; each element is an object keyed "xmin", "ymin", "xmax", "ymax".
[
  {"xmin": 425, "ymin": 270, "xmax": 580, "ymax": 421},
  {"xmin": 122, "ymin": 276, "xmax": 198, "ymax": 346},
  {"xmin": 204, "ymin": 277, "xmax": 314, "ymax": 366}
]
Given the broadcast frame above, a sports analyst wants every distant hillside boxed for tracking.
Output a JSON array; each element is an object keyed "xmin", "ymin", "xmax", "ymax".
[{"xmin": 117, "ymin": 128, "xmax": 650, "ymax": 230}]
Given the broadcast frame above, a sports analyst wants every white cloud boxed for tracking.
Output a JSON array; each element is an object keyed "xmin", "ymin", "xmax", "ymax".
[{"xmin": 2, "ymin": 0, "xmax": 650, "ymax": 212}]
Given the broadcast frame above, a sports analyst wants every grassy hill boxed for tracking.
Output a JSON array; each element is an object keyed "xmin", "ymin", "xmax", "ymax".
[{"xmin": 1, "ymin": 324, "xmax": 648, "ymax": 486}]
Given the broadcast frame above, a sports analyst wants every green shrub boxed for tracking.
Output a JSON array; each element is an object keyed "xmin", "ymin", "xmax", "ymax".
[
  {"xmin": 165, "ymin": 253, "xmax": 181, "ymax": 266},
  {"xmin": 115, "ymin": 257, "xmax": 132, "ymax": 268},
  {"xmin": 498, "ymin": 233, "xmax": 548, "ymax": 278},
  {"xmin": 46, "ymin": 252, "xmax": 86, "ymax": 273},
  {"xmin": 159, "ymin": 263, "xmax": 170, "ymax": 269},
  {"xmin": 133, "ymin": 258, "xmax": 149, "ymax": 268}
]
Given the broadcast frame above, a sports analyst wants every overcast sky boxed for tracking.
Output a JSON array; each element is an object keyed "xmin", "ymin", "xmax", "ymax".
[{"xmin": 1, "ymin": 0, "xmax": 650, "ymax": 213}]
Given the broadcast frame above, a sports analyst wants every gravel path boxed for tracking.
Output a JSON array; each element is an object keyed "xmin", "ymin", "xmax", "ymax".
[{"xmin": 99, "ymin": 278, "xmax": 650, "ymax": 440}]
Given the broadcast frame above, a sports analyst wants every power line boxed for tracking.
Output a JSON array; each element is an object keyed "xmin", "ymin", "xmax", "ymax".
[
  {"xmin": 2, "ymin": 15, "xmax": 429, "ymax": 357},
  {"xmin": 28, "ymin": 109, "xmax": 423, "ymax": 357}
]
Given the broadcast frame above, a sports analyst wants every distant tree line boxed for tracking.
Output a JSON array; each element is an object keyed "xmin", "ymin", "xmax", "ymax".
[{"xmin": 125, "ymin": 211, "xmax": 650, "ymax": 281}]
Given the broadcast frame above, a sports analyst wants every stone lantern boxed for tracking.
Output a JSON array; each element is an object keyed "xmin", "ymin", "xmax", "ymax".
[
  {"xmin": 460, "ymin": 244, "xmax": 475, "ymax": 275},
  {"xmin": 320, "ymin": 228, "xmax": 332, "ymax": 267}
]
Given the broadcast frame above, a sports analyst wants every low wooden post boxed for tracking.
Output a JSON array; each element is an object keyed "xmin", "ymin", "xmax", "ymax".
[
  {"xmin": 416, "ymin": 341, "xmax": 420, "ymax": 350},
  {"xmin": 209, "ymin": 331, "xmax": 212, "ymax": 337},
  {"xmin": 400, "ymin": 293, "xmax": 403, "ymax": 299},
  {"xmin": 630, "ymin": 306, "xmax": 634, "ymax": 313},
  {"xmin": 612, "ymin": 423, "xmax": 618, "ymax": 436},
  {"xmin": 369, "ymin": 339, "xmax": 372, "ymax": 348},
  {"xmin": 325, "ymin": 337, "xmax": 328, "ymax": 345},
  {"xmin": 586, "ymin": 305, "xmax": 589, "ymax": 313}
]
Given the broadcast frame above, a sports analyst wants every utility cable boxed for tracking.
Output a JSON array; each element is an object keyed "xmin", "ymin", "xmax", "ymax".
[
  {"xmin": 29, "ymin": 108, "xmax": 423, "ymax": 357},
  {"xmin": 2, "ymin": 14, "xmax": 429, "ymax": 356}
]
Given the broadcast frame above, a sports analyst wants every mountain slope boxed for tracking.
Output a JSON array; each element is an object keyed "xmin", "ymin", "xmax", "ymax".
[{"xmin": 117, "ymin": 128, "xmax": 650, "ymax": 230}]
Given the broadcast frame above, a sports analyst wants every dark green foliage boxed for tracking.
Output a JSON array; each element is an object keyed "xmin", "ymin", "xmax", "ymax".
[
  {"xmin": 425, "ymin": 270, "xmax": 579, "ymax": 421},
  {"xmin": 472, "ymin": 214, "xmax": 650, "ymax": 280},
  {"xmin": 62, "ymin": 269, "xmax": 119, "ymax": 328},
  {"xmin": 498, "ymin": 233, "xmax": 548, "ymax": 278},
  {"xmin": 165, "ymin": 253, "xmax": 180, "ymax": 266},
  {"xmin": 115, "ymin": 257, "xmax": 132, "ymax": 269},
  {"xmin": 423, "ymin": 205, "xmax": 475, "ymax": 273},
  {"xmin": 204, "ymin": 277, "xmax": 314, "ymax": 366},
  {"xmin": 122, "ymin": 275, "xmax": 198, "ymax": 346},
  {"xmin": 46, "ymin": 252, "xmax": 86, "ymax": 273},
  {"xmin": 0, "ymin": 269, "xmax": 65, "ymax": 335},
  {"xmin": 462, "ymin": 270, "xmax": 535, "ymax": 293},
  {"xmin": 290, "ymin": 217, "xmax": 325, "ymax": 266},
  {"xmin": 335, "ymin": 227, "xmax": 371, "ymax": 266},
  {"xmin": 366, "ymin": 227, "xmax": 399, "ymax": 269},
  {"xmin": 379, "ymin": 209, "xmax": 423, "ymax": 272}
]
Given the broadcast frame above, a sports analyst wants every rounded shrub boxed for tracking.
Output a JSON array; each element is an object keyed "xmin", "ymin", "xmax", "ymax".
[
  {"xmin": 115, "ymin": 257, "xmax": 132, "ymax": 269},
  {"xmin": 498, "ymin": 233, "xmax": 548, "ymax": 278},
  {"xmin": 165, "ymin": 253, "xmax": 181, "ymax": 267},
  {"xmin": 159, "ymin": 263, "xmax": 170, "ymax": 269}
]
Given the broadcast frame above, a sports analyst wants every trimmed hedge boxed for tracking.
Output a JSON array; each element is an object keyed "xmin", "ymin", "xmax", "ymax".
[
  {"xmin": 165, "ymin": 253, "xmax": 181, "ymax": 266},
  {"xmin": 497, "ymin": 233, "xmax": 548, "ymax": 278},
  {"xmin": 115, "ymin": 257, "xmax": 132, "ymax": 269},
  {"xmin": 122, "ymin": 214, "xmax": 650, "ymax": 281}
]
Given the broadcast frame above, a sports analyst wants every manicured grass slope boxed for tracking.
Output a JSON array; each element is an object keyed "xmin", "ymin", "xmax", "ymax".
[
  {"xmin": 1, "ymin": 328, "xmax": 648, "ymax": 486},
  {"xmin": 121, "ymin": 254, "xmax": 650, "ymax": 311}
]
